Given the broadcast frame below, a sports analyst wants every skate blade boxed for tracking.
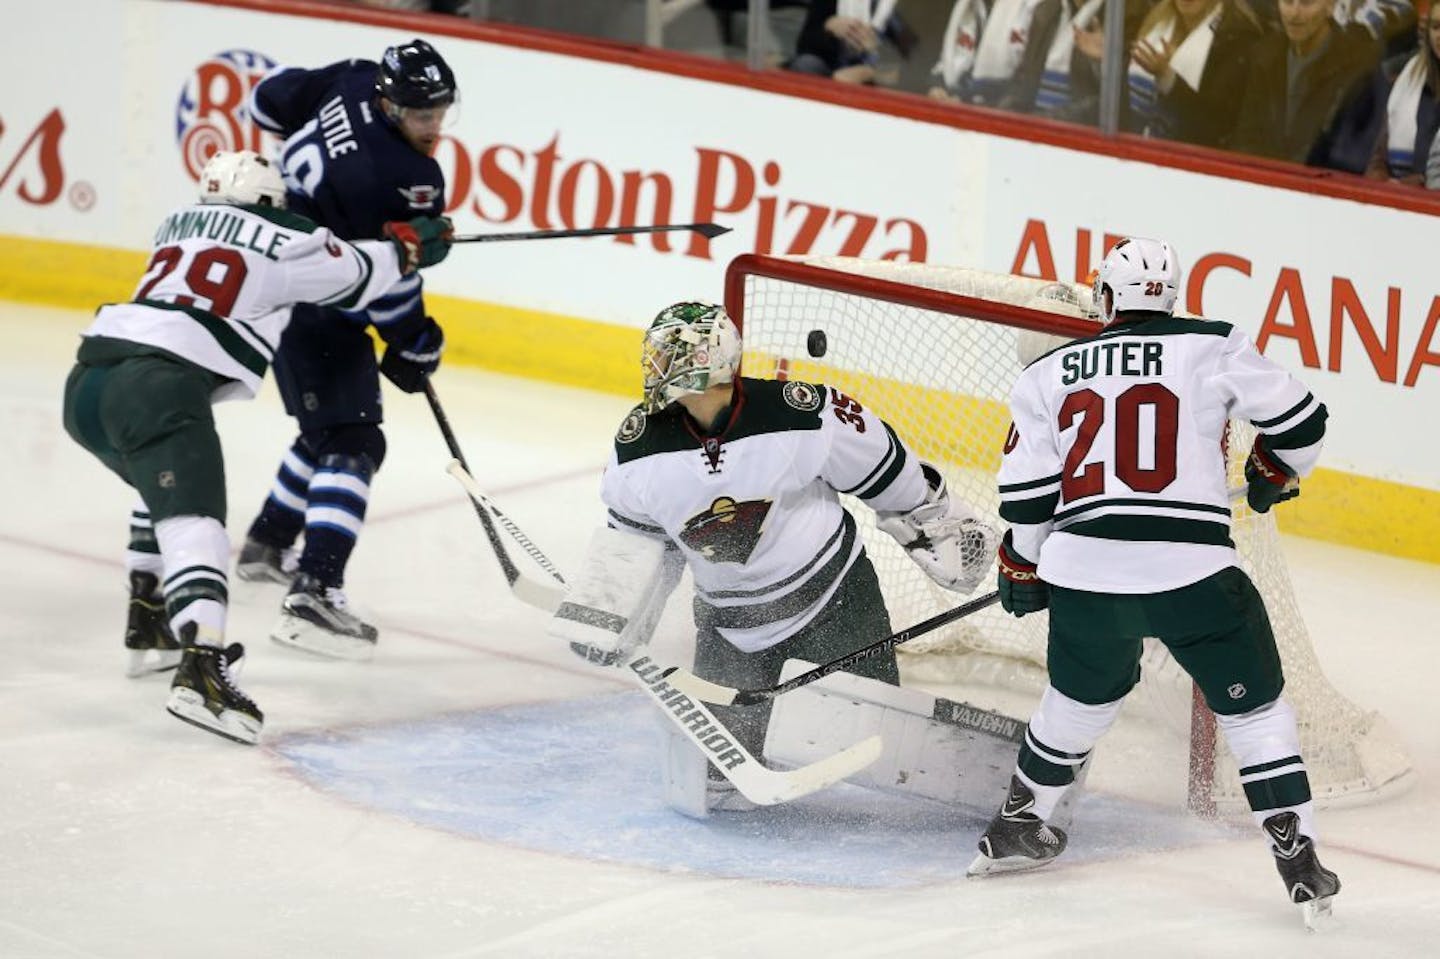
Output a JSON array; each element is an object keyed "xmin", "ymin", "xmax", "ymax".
[
  {"xmin": 126, "ymin": 648, "xmax": 183, "ymax": 678},
  {"xmin": 271, "ymin": 616, "xmax": 377, "ymax": 662},
  {"xmin": 1300, "ymin": 895, "xmax": 1336, "ymax": 932},
  {"xmin": 967, "ymin": 851, "xmax": 1058, "ymax": 878},
  {"xmin": 165, "ymin": 689, "xmax": 261, "ymax": 745}
]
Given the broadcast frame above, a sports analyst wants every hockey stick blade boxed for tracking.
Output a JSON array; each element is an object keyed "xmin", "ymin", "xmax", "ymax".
[
  {"xmin": 628, "ymin": 655, "xmax": 882, "ymax": 804},
  {"xmin": 444, "ymin": 460, "xmax": 567, "ymax": 614},
  {"xmin": 452, "ymin": 222, "xmax": 730, "ymax": 244},
  {"xmin": 663, "ymin": 590, "xmax": 1002, "ymax": 706}
]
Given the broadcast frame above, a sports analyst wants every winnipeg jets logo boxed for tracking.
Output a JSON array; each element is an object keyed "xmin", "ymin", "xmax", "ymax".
[
  {"xmin": 398, "ymin": 184, "xmax": 440, "ymax": 209},
  {"xmin": 679, "ymin": 497, "xmax": 772, "ymax": 565}
]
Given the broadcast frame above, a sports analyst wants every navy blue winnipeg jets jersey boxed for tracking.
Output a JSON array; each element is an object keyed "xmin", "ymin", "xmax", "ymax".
[{"xmin": 248, "ymin": 60, "xmax": 446, "ymax": 242}]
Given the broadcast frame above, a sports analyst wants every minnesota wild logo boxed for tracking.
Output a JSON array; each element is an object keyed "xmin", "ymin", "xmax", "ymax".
[{"xmin": 678, "ymin": 496, "xmax": 773, "ymax": 564}]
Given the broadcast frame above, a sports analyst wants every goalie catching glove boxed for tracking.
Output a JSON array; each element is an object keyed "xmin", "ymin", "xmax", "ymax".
[
  {"xmin": 380, "ymin": 315, "xmax": 444, "ymax": 393},
  {"xmin": 1244, "ymin": 435, "xmax": 1300, "ymax": 514},
  {"xmin": 382, "ymin": 216, "xmax": 453, "ymax": 274},
  {"xmin": 875, "ymin": 463, "xmax": 998, "ymax": 595},
  {"xmin": 997, "ymin": 530, "xmax": 1049, "ymax": 617}
]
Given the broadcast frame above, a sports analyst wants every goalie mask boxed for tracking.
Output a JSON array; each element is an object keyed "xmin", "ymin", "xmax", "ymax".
[
  {"xmin": 641, "ymin": 302, "xmax": 742, "ymax": 413},
  {"xmin": 1092, "ymin": 237, "xmax": 1178, "ymax": 324},
  {"xmin": 197, "ymin": 150, "xmax": 286, "ymax": 209}
]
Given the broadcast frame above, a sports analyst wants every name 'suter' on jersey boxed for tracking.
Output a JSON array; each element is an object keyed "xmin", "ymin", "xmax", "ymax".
[{"xmin": 997, "ymin": 241, "xmax": 1328, "ymax": 594}]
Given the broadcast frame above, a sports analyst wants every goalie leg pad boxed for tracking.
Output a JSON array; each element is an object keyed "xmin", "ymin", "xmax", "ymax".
[
  {"xmin": 547, "ymin": 526, "xmax": 683, "ymax": 662},
  {"xmin": 763, "ymin": 660, "xmax": 1026, "ymax": 814}
]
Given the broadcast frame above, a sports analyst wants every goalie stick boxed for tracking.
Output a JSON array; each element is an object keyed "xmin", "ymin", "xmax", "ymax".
[
  {"xmin": 430, "ymin": 387, "xmax": 881, "ymax": 800},
  {"xmin": 452, "ymin": 222, "xmax": 730, "ymax": 244},
  {"xmin": 628, "ymin": 654, "xmax": 882, "ymax": 804},
  {"xmin": 661, "ymin": 591, "xmax": 1003, "ymax": 707},
  {"xmin": 424, "ymin": 381, "xmax": 565, "ymax": 613}
]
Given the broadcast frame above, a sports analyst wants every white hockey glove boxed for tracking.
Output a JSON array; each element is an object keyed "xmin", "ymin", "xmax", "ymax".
[
  {"xmin": 875, "ymin": 463, "xmax": 999, "ymax": 595},
  {"xmin": 548, "ymin": 525, "xmax": 683, "ymax": 667}
]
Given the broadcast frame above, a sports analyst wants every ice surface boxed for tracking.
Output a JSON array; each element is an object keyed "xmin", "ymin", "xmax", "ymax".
[{"xmin": 2, "ymin": 304, "xmax": 1438, "ymax": 958}]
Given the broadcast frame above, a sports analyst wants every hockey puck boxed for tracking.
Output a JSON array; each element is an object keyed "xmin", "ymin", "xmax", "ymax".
[{"xmin": 806, "ymin": 329, "xmax": 827, "ymax": 358}]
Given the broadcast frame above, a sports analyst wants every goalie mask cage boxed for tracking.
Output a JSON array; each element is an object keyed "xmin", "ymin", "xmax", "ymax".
[{"xmin": 724, "ymin": 253, "xmax": 1414, "ymax": 816}]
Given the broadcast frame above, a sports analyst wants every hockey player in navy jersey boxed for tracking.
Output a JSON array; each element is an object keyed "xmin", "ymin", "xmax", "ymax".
[
  {"xmin": 236, "ymin": 39, "xmax": 458, "ymax": 660},
  {"xmin": 62, "ymin": 151, "xmax": 451, "ymax": 744},
  {"xmin": 968, "ymin": 237, "xmax": 1339, "ymax": 928}
]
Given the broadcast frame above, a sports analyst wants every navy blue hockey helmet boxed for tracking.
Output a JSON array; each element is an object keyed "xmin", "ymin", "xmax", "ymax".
[{"xmin": 375, "ymin": 39, "xmax": 457, "ymax": 108}]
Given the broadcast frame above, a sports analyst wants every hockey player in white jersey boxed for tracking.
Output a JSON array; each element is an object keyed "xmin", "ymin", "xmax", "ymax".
[
  {"xmin": 553, "ymin": 302, "xmax": 998, "ymax": 812},
  {"xmin": 61, "ymin": 150, "xmax": 451, "ymax": 745},
  {"xmin": 968, "ymin": 237, "xmax": 1339, "ymax": 927}
]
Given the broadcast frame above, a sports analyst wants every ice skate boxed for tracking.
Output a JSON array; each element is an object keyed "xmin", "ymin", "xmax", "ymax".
[
  {"xmin": 165, "ymin": 628, "xmax": 263, "ymax": 745},
  {"xmin": 271, "ymin": 573, "xmax": 378, "ymax": 661},
  {"xmin": 235, "ymin": 537, "xmax": 297, "ymax": 586},
  {"xmin": 1265, "ymin": 812, "xmax": 1340, "ymax": 930},
  {"xmin": 968, "ymin": 775, "xmax": 1068, "ymax": 876},
  {"xmin": 124, "ymin": 571, "xmax": 183, "ymax": 677}
]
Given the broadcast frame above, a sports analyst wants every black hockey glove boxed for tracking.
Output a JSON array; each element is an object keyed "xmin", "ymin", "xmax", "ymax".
[
  {"xmin": 1244, "ymin": 435, "xmax": 1299, "ymax": 514},
  {"xmin": 380, "ymin": 316, "xmax": 444, "ymax": 393},
  {"xmin": 997, "ymin": 530, "xmax": 1049, "ymax": 617},
  {"xmin": 383, "ymin": 216, "xmax": 453, "ymax": 273}
]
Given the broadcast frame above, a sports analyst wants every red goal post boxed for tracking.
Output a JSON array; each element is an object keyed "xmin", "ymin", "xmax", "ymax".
[{"xmin": 723, "ymin": 253, "xmax": 1414, "ymax": 815}]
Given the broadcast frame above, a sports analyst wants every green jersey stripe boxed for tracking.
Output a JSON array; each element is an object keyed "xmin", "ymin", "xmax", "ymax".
[
  {"xmin": 854, "ymin": 423, "xmax": 909, "ymax": 500},
  {"xmin": 1252, "ymin": 393, "xmax": 1314, "ymax": 429},
  {"xmin": 135, "ymin": 299, "xmax": 267, "ymax": 379},
  {"xmin": 1000, "ymin": 491, "xmax": 1060, "ymax": 524},
  {"xmin": 1266, "ymin": 405, "xmax": 1328, "ymax": 451},
  {"xmin": 1059, "ymin": 513, "xmax": 1234, "ymax": 547},
  {"xmin": 1054, "ymin": 497, "xmax": 1232, "ymax": 523},
  {"xmin": 324, "ymin": 247, "xmax": 376, "ymax": 311},
  {"xmin": 999, "ymin": 473, "xmax": 1062, "ymax": 494}
]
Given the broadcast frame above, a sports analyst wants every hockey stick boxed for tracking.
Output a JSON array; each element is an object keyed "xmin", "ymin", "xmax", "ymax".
[
  {"xmin": 661, "ymin": 590, "xmax": 1002, "ymax": 707},
  {"xmin": 628, "ymin": 654, "xmax": 883, "ymax": 804},
  {"xmin": 451, "ymin": 222, "xmax": 730, "ymax": 244},
  {"xmin": 668, "ymin": 486, "xmax": 1266, "ymax": 708},
  {"xmin": 445, "ymin": 460, "xmax": 568, "ymax": 614},
  {"xmin": 423, "ymin": 381, "xmax": 566, "ymax": 613}
]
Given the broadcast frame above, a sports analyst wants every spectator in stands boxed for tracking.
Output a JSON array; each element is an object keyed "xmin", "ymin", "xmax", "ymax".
[
  {"xmin": 928, "ymin": 0, "xmax": 1071, "ymax": 112},
  {"xmin": 1230, "ymin": 0, "xmax": 1385, "ymax": 170},
  {"xmin": 1126, "ymin": 0, "xmax": 1265, "ymax": 149},
  {"xmin": 1042, "ymin": 0, "xmax": 1155, "ymax": 126},
  {"xmin": 1366, "ymin": 1, "xmax": 1440, "ymax": 182},
  {"xmin": 788, "ymin": 0, "xmax": 918, "ymax": 85}
]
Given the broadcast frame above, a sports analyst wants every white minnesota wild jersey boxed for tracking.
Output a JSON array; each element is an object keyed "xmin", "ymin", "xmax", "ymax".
[
  {"xmin": 82, "ymin": 203, "xmax": 405, "ymax": 401},
  {"xmin": 602, "ymin": 377, "xmax": 930, "ymax": 653},
  {"xmin": 998, "ymin": 315, "xmax": 1327, "ymax": 593}
]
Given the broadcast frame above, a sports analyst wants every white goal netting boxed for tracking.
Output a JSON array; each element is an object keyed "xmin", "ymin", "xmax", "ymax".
[{"xmin": 725, "ymin": 253, "xmax": 1414, "ymax": 813}]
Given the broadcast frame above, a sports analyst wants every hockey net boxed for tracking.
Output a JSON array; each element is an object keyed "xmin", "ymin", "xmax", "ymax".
[{"xmin": 724, "ymin": 253, "xmax": 1413, "ymax": 814}]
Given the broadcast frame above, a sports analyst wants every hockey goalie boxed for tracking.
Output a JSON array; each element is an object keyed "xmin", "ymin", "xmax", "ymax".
[{"xmin": 547, "ymin": 301, "xmax": 1038, "ymax": 819}]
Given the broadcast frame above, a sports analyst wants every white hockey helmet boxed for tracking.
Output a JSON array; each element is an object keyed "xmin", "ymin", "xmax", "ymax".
[
  {"xmin": 1092, "ymin": 237, "xmax": 1179, "ymax": 324},
  {"xmin": 641, "ymin": 302, "xmax": 742, "ymax": 413},
  {"xmin": 197, "ymin": 150, "xmax": 286, "ymax": 209}
]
